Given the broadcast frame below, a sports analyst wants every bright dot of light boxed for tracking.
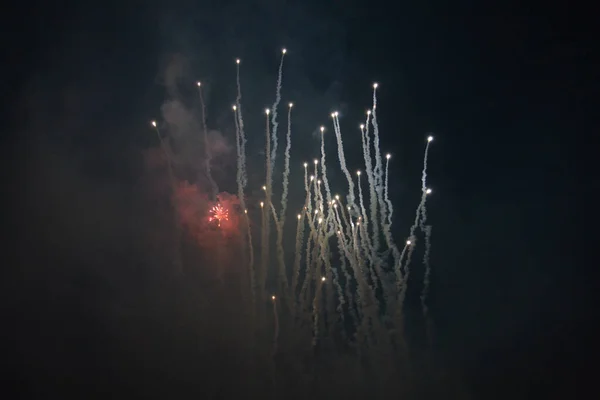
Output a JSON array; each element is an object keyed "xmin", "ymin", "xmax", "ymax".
[
  {"xmin": 272, "ymin": 295, "xmax": 276, "ymax": 300},
  {"xmin": 367, "ymin": 110, "xmax": 371, "ymax": 115},
  {"xmin": 196, "ymin": 81, "xmax": 201, "ymax": 87},
  {"xmin": 386, "ymin": 153, "xmax": 391, "ymax": 159},
  {"xmin": 310, "ymin": 175, "xmax": 314, "ymax": 181},
  {"xmin": 260, "ymin": 202, "xmax": 264, "ymax": 208},
  {"xmin": 262, "ymin": 185, "xmax": 266, "ymax": 191},
  {"xmin": 428, "ymin": 136, "xmax": 434, "ymax": 142},
  {"xmin": 289, "ymin": 102, "xmax": 293, "ymax": 108},
  {"xmin": 282, "ymin": 48, "xmax": 287, "ymax": 54},
  {"xmin": 303, "ymin": 162, "xmax": 308, "ymax": 167},
  {"xmin": 244, "ymin": 209, "xmax": 248, "ymax": 214},
  {"xmin": 373, "ymin": 83, "xmax": 378, "ymax": 89},
  {"xmin": 360, "ymin": 124, "xmax": 364, "ymax": 129},
  {"xmin": 335, "ymin": 195, "xmax": 339, "ymax": 200},
  {"xmin": 297, "ymin": 214, "xmax": 301, "ymax": 220},
  {"xmin": 317, "ymin": 179, "xmax": 321, "ymax": 184},
  {"xmin": 318, "ymin": 218, "xmax": 323, "ymax": 224},
  {"xmin": 406, "ymin": 240, "xmax": 412, "ymax": 245},
  {"xmin": 232, "ymin": 105, "xmax": 237, "ymax": 111},
  {"xmin": 334, "ymin": 111, "xmax": 339, "ymax": 117},
  {"xmin": 321, "ymin": 277, "xmax": 326, "ymax": 282},
  {"xmin": 426, "ymin": 188, "xmax": 432, "ymax": 194},
  {"xmin": 236, "ymin": 58, "xmax": 240, "ymax": 64},
  {"xmin": 357, "ymin": 170, "xmax": 361, "ymax": 176},
  {"xmin": 314, "ymin": 159, "xmax": 318, "ymax": 164},
  {"xmin": 151, "ymin": 121, "xmax": 156, "ymax": 127},
  {"xmin": 320, "ymin": 126, "xmax": 325, "ymax": 132},
  {"xmin": 265, "ymin": 108, "xmax": 270, "ymax": 115}
]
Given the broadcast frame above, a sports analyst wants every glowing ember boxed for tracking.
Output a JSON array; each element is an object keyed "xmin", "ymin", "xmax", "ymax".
[{"xmin": 208, "ymin": 204, "xmax": 229, "ymax": 227}]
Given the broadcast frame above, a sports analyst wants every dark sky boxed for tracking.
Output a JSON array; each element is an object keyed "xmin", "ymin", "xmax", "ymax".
[{"xmin": 2, "ymin": 1, "xmax": 595, "ymax": 399}]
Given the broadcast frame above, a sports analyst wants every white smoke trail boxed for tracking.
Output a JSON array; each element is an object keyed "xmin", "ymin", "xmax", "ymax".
[
  {"xmin": 280, "ymin": 103, "xmax": 293, "ymax": 222},
  {"xmin": 270, "ymin": 48, "xmax": 287, "ymax": 177},
  {"xmin": 261, "ymin": 110, "xmax": 272, "ymax": 310},
  {"xmin": 320, "ymin": 125, "xmax": 333, "ymax": 204},
  {"xmin": 359, "ymin": 118, "xmax": 379, "ymax": 255},
  {"xmin": 332, "ymin": 114, "xmax": 360, "ymax": 222},
  {"xmin": 292, "ymin": 213, "xmax": 306, "ymax": 300},
  {"xmin": 370, "ymin": 84, "xmax": 386, "ymax": 254},
  {"xmin": 398, "ymin": 137, "xmax": 433, "ymax": 295},
  {"xmin": 235, "ymin": 60, "xmax": 248, "ymax": 188},
  {"xmin": 384, "ymin": 154, "xmax": 393, "ymax": 227}
]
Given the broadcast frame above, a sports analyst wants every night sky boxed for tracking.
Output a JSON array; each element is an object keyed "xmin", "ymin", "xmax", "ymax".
[{"xmin": 2, "ymin": 1, "xmax": 595, "ymax": 399}]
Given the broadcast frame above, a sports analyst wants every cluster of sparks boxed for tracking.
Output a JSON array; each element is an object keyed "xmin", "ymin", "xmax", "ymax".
[
  {"xmin": 208, "ymin": 204, "xmax": 229, "ymax": 227},
  {"xmin": 150, "ymin": 47, "xmax": 438, "ymax": 377}
]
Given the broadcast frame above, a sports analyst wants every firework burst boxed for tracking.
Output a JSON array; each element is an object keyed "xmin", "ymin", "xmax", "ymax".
[{"xmin": 209, "ymin": 204, "xmax": 229, "ymax": 227}]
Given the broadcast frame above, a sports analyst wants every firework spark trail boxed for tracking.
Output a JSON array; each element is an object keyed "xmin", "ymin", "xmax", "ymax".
[
  {"xmin": 332, "ymin": 114, "xmax": 359, "ymax": 216},
  {"xmin": 232, "ymin": 106, "xmax": 255, "ymax": 307},
  {"xmin": 235, "ymin": 60, "xmax": 248, "ymax": 188},
  {"xmin": 300, "ymin": 208, "xmax": 318, "ymax": 317},
  {"xmin": 269, "ymin": 48, "xmax": 287, "ymax": 177},
  {"xmin": 356, "ymin": 171, "xmax": 378, "ymax": 293},
  {"xmin": 335, "ymin": 225, "xmax": 358, "ymax": 331},
  {"xmin": 271, "ymin": 296, "xmax": 280, "ymax": 357},
  {"xmin": 320, "ymin": 125, "xmax": 333, "ymax": 204},
  {"xmin": 151, "ymin": 121, "xmax": 183, "ymax": 275},
  {"xmin": 371, "ymin": 84, "xmax": 387, "ymax": 255},
  {"xmin": 384, "ymin": 154, "xmax": 393, "ymax": 228},
  {"xmin": 196, "ymin": 83, "xmax": 218, "ymax": 200},
  {"xmin": 280, "ymin": 103, "xmax": 294, "ymax": 222},
  {"xmin": 418, "ymin": 136, "xmax": 434, "ymax": 343},
  {"xmin": 318, "ymin": 224, "xmax": 337, "ymax": 337},
  {"xmin": 335, "ymin": 195, "xmax": 354, "ymax": 254},
  {"xmin": 261, "ymin": 109, "xmax": 272, "ymax": 310},
  {"xmin": 292, "ymin": 213, "xmax": 306, "ymax": 303},
  {"xmin": 420, "ymin": 136, "xmax": 433, "ymax": 225},
  {"xmin": 401, "ymin": 136, "xmax": 433, "ymax": 286},
  {"xmin": 361, "ymin": 112, "xmax": 380, "ymax": 253}
]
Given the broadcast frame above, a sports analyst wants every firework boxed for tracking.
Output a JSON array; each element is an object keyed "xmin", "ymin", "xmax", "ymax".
[{"xmin": 208, "ymin": 204, "xmax": 229, "ymax": 227}]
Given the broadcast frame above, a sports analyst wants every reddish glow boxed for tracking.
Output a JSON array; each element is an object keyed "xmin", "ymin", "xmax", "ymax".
[{"xmin": 209, "ymin": 204, "xmax": 229, "ymax": 227}]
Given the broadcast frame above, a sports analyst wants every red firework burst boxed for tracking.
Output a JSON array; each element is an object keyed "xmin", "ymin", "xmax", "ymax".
[{"xmin": 208, "ymin": 204, "xmax": 229, "ymax": 227}]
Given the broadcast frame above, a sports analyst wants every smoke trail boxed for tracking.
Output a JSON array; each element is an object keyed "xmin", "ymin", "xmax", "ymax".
[
  {"xmin": 235, "ymin": 60, "xmax": 248, "ymax": 188},
  {"xmin": 418, "ymin": 137, "xmax": 434, "ymax": 344},
  {"xmin": 261, "ymin": 110, "xmax": 272, "ymax": 310},
  {"xmin": 384, "ymin": 154, "xmax": 393, "ymax": 227},
  {"xmin": 397, "ymin": 137, "xmax": 433, "ymax": 301},
  {"xmin": 196, "ymin": 82, "xmax": 218, "ymax": 200},
  {"xmin": 280, "ymin": 103, "xmax": 293, "ymax": 222},
  {"xmin": 269, "ymin": 48, "xmax": 287, "ymax": 177},
  {"xmin": 332, "ymin": 114, "xmax": 359, "ymax": 214},
  {"xmin": 151, "ymin": 121, "xmax": 183, "ymax": 275},
  {"xmin": 370, "ymin": 86, "xmax": 385, "ymax": 253},
  {"xmin": 319, "ymin": 125, "xmax": 333, "ymax": 204},
  {"xmin": 292, "ymin": 213, "xmax": 306, "ymax": 301},
  {"xmin": 361, "ymin": 112, "xmax": 380, "ymax": 252}
]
